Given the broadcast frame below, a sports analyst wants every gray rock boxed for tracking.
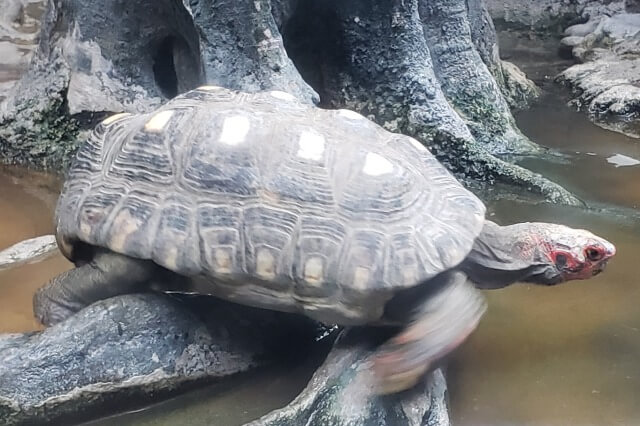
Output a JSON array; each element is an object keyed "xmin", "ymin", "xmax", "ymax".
[
  {"xmin": 485, "ymin": 0, "xmax": 625, "ymax": 32},
  {"xmin": 558, "ymin": 13, "xmax": 640, "ymax": 138},
  {"xmin": 0, "ymin": 293, "xmax": 316, "ymax": 426},
  {"xmin": 498, "ymin": 61, "xmax": 540, "ymax": 110},
  {"xmin": 0, "ymin": 235, "xmax": 58, "ymax": 271},
  {"xmin": 560, "ymin": 35, "xmax": 586, "ymax": 48},
  {"xmin": 0, "ymin": 0, "xmax": 24, "ymax": 26},
  {"xmin": 247, "ymin": 329, "xmax": 450, "ymax": 426},
  {"xmin": 564, "ymin": 18, "xmax": 603, "ymax": 37},
  {"xmin": 0, "ymin": 295, "xmax": 451, "ymax": 426}
]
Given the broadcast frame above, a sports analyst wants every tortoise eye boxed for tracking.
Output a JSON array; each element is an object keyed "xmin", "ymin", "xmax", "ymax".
[{"xmin": 585, "ymin": 247, "xmax": 603, "ymax": 262}]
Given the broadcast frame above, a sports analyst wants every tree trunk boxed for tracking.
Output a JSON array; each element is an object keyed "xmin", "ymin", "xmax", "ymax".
[{"xmin": 0, "ymin": 0, "xmax": 581, "ymax": 204}]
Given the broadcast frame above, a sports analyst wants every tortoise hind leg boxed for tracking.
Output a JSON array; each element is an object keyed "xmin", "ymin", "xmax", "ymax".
[
  {"xmin": 373, "ymin": 271, "xmax": 487, "ymax": 394},
  {"xmin": 33, "ymin": 249, "xmax": 158, "ymax": 326}
]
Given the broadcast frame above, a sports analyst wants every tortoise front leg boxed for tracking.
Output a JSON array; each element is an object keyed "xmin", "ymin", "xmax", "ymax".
[
  {"xmin": 373, "ymin": 271, "xmax": 487, "ymax": 394},
  {"xmin": 33, "ymin": 249, "xmax": 158, "ymax": 326}
]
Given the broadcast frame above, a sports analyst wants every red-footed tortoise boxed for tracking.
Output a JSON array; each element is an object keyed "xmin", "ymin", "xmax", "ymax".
[{"xmin": 34, "ymin": 86, "xmax": 616, "ymax": 394}]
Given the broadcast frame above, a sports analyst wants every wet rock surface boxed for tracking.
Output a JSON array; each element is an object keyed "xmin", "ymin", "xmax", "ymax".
[
  {"xmin": 248, "ymin": 329, "xmax": 450, "ymax": 426},
  {"xmin": 465, "ymin": 0, "xmax": 540, "ymax": 110},
  {"xmin": 0, "ymin": 293, "xmax": 317, "ymax": 426},
  {"xmin": 558, "ymin": 12, "xmax": 640, "ymax": 137},
  {"xmin": 0, "ymin": 235, "xmax": 57, "ymax": 271}
]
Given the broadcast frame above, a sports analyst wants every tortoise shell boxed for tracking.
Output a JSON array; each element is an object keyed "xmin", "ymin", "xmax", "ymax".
[{"xmin": 55, "ymin": 86, "xmax": 486, "ymax": 324}]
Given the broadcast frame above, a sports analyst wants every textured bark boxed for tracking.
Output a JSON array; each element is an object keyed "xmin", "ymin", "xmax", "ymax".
[
  {"xmin": 283, "ymin": 0, "xmax": 579, "ymax": 205},
  {"xmin": 467, "ymin": 0, "xmax": 540, "ymax": 110},
  {"xmin": 0, "ymin": 0, "xmax": 316, "ymax": 170},
  {"xmin": 420, "ymin": 0, "xmax": 533, "ymax": 153},
  {"xmin": 248, "ymin": 329, "xmax": 450, "ymax": 426},
  {"xmin": 0, "ymin": 293, "xmax": 317, "ymax": 426},
  {"xmin": 186, "ymin": 0, "xmax": 317, "ymax": 102},
  {"xmin": 0, "ymin": 0, "xmax": 581, "ymax": 204}
]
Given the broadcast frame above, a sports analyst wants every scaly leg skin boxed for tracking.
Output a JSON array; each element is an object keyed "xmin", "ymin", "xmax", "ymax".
[
  {"xmin": 33, "ymin": 249, "xmax": 158, "ymax": 326},
  {"xmin": 372, "ymin": 272, "xmax": 487, "ymax": 394}
]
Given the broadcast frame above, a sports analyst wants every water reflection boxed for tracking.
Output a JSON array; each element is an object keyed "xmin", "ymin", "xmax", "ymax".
[{"xmin": 515, "ymin": 88, "xmax": 640, "ymax": 210}]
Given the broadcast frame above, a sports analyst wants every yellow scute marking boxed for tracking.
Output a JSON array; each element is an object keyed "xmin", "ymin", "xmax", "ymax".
[
  {"xmin": 353, "ymin": 266, "xmax": 370, "ymax": 289},
  {"xmin": 304, "ymin": 257, "xmax": 324, "ymax": 285},
  {"xmin": 362, "ymin": 153, "xmax": 394, "ymax": 176},
  {"xmin": 162, "ymin": 246, "xmax": 179, "ymax": 271},
  {"xmin": 297, "ymin": 130, "xmax": 325, "ymax": 161},
  {"xmin": 144, "ymin": 110, "xmax": 174, "ymax": 133},
  {"xmin": 214, "ymin": 249, "xmax": 232, "ymax": 274},
  {"xmin": 108, "ymin": 210, "xmax": 142, "ymax": 253},
  {"xmin": 102, "ymin": 112, "xmax": 131, "ymax": 125},
  {"xmin": 219, "ymin": 115, "xmax": 250, "ymax": 145},
  {"xmin": 256, "ymin": 249, "xmax": 276, "ymax": 279}
]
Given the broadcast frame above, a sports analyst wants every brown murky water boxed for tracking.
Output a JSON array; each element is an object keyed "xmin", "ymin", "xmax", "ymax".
[
  {"xmin": 449, "ymin": 203, "xmax": 640, "ymax": 426},
  {"xmin": 516, "ymin": 90, "xmax": 640, "ymax": 210},
  {"xmin": 447, "ymin": 32, "xmax": 640, "ymax": 426},
  {"xmin": 0, "ymin": 167, "xmax": 70, "ymax": 333},
  {"xmin": 1, "ymin": 17, "xmax": 640, "ymax": 426}
]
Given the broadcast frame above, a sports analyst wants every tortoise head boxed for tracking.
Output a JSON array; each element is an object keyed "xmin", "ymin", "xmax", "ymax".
[
  {"xmin": 514, "ymin": 222, "xmax": 616, "ymax": 285},
  {"xmin": 464, "ymin": 221, "xmax": 616, "ymax": 288}
]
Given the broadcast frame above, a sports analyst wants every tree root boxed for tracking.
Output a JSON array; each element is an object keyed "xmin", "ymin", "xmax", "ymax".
[
  {"xmin": 247, "ymin": 328, "xmax": 450, "ymax": 426},
  {"xmin": 283, "ymin": 0, "xmax": 581, "ymax": 205}
]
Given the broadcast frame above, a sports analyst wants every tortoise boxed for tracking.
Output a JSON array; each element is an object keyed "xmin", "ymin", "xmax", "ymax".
[{"xmin": 34, "ymin": 86, "xmax": 616, "ymax": 394}]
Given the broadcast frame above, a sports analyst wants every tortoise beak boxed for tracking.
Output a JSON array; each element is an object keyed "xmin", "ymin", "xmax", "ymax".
[
  {"xmin": 592, "ymin": 263, "xmax": 606, "ymax": 276},
  {"xmin": 605, "ymin": 244, "xmax": 616, "ymax": 258},
  {"xmin": 595, "ymin": 243, "xmax": 616, "ymax": 275},
  {"xmin": 592, "ymin": 259, "xmax": 611, "ymax": 276}
]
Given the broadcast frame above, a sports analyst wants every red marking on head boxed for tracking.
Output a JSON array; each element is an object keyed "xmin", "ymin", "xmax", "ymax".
[{"xmin": 550, "ymin": 243, "xmax": 616, "ymax": 282}]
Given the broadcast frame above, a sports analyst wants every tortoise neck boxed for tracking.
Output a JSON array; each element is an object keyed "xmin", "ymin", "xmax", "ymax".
[{"xmin": 460, "ymin": 221, "xmax": 559, "ymax": 289}]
